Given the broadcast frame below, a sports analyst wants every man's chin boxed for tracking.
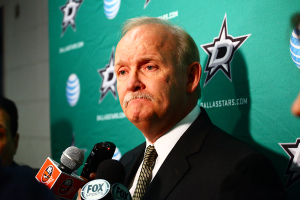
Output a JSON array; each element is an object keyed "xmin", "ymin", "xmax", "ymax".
[
  {"xmin": 125, "ymin": 112, "xmax": 142, "ymax": 123},
  {"xmin": 125, "ymin": 110, "xmax": 152, "ymax": 124}
]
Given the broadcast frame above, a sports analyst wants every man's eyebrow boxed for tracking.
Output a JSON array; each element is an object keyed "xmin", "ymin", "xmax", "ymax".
[
  {"xmin": 115, "ymin": 59, "xmax": 125, "ymax": 67},
  {"xmin": 138, "ymin": 57, "xmax": 151, "ymax": 62},
  {"xmin": 115, "ymin": 57, "xmax": 159, "ymax": 67},
  {"xmin": 137, "ymin": 56, "xmax": 160, "ymax": 64}
]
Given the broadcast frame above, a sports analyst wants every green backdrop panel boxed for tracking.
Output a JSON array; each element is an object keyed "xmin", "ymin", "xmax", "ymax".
[{"xmin": 49, "ymin": 0, "xmax": 300, "ymax": 197}]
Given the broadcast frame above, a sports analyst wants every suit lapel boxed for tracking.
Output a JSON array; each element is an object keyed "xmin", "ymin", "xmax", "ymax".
[
  {"xmin": 143, "ymin": 141, "xmax": 189, "ymax": 199},
  {"xmin": 143, "ymin": 107, "xmax": 213, "ymax": 199},
  {"xmin": 123, "ymin": 142, "xmax": 145, "ymax": 187}
]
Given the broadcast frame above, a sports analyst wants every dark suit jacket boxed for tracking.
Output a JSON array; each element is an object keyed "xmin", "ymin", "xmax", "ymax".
[
  {"xmin": 0, "ymin": 165, "xmax": 57, "ymax": 200},
  {"xmin": 120, "ymin": 107, "xmax": 286, "ymax": 199}
]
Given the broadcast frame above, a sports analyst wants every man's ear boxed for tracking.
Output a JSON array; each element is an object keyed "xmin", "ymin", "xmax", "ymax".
[{"xmin": 186, "ymin": 62, "xmax": 201, "ymax": 93}]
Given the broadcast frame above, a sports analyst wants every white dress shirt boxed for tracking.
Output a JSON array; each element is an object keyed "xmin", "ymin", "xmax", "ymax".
[{"xmin": 129, "ymin": 105, "xmax": 201, "ymax": 196}]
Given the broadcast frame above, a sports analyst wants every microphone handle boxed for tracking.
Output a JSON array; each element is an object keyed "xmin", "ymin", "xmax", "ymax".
[
  {"xmin": 81, "ymin": 142, "xmax": 116, "ymax": 180},
  {"xmin": 58, "ymin": 163, "xmax": 72, "ymax": 174}
]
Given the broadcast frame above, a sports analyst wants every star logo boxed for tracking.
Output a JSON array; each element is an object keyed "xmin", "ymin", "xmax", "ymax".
[
  {"xmin": 280, "ymin": 138, "xmax": 300, "ymax": 189},
  {"xmin": 200, "ymin": 14, "xmax": 250, "ymax": 87},
  {"xmin": 60, "ymin": 0, "xmax": 83, "ymax": 36},
  {"xmin": 98, "ymin": 47, "xmax": 117, "ymax": 103},
  {"xmin": 144, "ymin": 0, "xmax": 151, "ymax": 9}
]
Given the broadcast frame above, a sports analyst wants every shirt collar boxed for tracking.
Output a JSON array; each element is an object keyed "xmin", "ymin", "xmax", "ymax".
[{"xmin": 145, "ymin": 105, "xmax": 200, "ymax": 162}]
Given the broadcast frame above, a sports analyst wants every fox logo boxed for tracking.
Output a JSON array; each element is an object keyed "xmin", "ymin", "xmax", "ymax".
[{"xmin": 42, "ymin": 165, "xmax": 53, "ymax": 183}]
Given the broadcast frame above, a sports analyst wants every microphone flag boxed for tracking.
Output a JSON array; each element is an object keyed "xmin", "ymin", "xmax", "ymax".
[{"xmin": 36, "ymin": 157, "xmax": 84, "ymax": 200}]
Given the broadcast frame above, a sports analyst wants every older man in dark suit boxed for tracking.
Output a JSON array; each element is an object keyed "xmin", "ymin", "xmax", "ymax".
[{"xmin": 114, "ymin": 16, "xmax": 286, "ymax": 200}]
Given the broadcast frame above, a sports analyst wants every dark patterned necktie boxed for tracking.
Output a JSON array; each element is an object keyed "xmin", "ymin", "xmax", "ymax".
[{"xmin": 133, "ymin": 145, "xmax": 158, "ymax": 200}]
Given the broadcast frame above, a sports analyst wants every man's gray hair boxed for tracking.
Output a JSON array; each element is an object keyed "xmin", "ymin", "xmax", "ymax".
[{"xmin": 121, "ymin": 16, "xmax": 201, "ymax": 97}]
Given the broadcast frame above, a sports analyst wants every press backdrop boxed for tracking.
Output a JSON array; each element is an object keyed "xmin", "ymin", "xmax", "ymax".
[{"xmin": 49, "ymin": 0, "xmax": 300, "ymax": 197}]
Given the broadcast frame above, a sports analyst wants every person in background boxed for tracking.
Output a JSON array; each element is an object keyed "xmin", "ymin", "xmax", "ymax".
[
  {"xmin": 0, "ymin": 164, "xmax": 57, "ymax": 200},
  {"xmin": 0, "ymin": 96, "xmax": 56, "ymax": 199},
  {"xmin": 0, "ymin": 96, "xmax": 19, "ymax": 167}
]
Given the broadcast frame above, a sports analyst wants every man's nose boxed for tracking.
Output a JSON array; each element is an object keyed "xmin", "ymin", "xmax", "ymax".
[{"xmin": 126, "ymin": 71, "xmax": 145, "ymax": 92}]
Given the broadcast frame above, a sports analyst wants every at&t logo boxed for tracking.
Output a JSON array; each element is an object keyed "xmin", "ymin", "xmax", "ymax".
[
  {"xmin": 104, "ymin": 0, "xmax": 121, "ymax": 19},
  {"xmin": 66, "ymin": 73, "xmax": 80, "ymax": 106},
  {"xmin": 290, "ymin": 26, "xmax": 300, "ymax": 68}
]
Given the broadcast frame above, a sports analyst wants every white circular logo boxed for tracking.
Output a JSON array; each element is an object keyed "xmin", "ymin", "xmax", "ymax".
[
  {"xmin": 81, "ymin": 179, "xmax": 110, "ymax": 200},
  {"xmin": 66, "ymin": 73, "xmax": 80, "ymax": 107},
  {"xmin": 104, "ymin": 0, "xmax": 121, "ymax": 19},
  {"xmin": 290, "ymin": 28, "xmax": 300, "ymax": 68}
]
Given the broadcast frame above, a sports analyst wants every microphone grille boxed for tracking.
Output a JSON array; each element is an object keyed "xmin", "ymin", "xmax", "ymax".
[{"xmin": 60, "ymin": 146, "xmax": 84, "ymax": 171}]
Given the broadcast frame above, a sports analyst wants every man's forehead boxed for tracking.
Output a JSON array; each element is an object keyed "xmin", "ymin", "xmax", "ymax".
[
  {"xmin": 115, "ymin": 24, "xmax": 177, "ymax": 67},
  {"xmin": 120, "ymin": 24, "xmax": 173, "ymax": 45},
  {"xmin": 116, "ymin": 25, "xmax": 175, "ymax": 60}
]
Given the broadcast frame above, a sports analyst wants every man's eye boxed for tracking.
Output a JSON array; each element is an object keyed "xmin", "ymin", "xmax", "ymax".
[
  {"xmin": 119, "ymin": 70, "xmax": 126, "ymax": 75},
  {"xmin": 146, "ymin": 66, "xmax": 154, "ymax": 70}
]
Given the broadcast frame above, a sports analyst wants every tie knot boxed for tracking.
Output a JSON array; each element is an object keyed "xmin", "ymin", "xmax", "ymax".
[{"xmin": 144, "ymin": 145, "xmax": 157, "ymax": 166}]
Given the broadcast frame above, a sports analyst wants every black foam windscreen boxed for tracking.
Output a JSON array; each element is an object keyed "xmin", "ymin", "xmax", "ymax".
[{"xmin": 95, "ymin": 159, "xmax": 126, "ymax": 185}]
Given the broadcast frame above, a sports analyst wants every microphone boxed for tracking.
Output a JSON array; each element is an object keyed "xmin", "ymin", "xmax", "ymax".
[
  {"xmin": 36, "ymin": 146, "xmax": 85, "ymax": 200},
  {"xmin": 59, "ymin": 146, "xmax": 85, "ymax": 174},
  {"xmin": 96, "ymin": 159, "xmax": 126, "ymax": 186},
  {"xmin": 81, "ymin": 141, "xmax": 116, "ymax": 180},
  {"xmin": 80, "ymin": 159, "xmax": 131, "ymax": 200}
]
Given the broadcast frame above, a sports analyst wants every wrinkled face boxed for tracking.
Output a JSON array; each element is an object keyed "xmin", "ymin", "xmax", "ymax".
[
  {"xmin": 115, "ymin": 24, "xmax": 188, "ymax": 132},
  {"xmin": 0, "ymin": 109, "xmax": 18, "ymax": 166}
]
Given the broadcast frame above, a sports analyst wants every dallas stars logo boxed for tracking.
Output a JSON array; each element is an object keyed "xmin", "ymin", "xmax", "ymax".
[
  {"xmin": 98, "ymin": 47, "xmax": 117, "ymax": 103},
  {"xmin": 60, "ymin": 0, "xmax": 83, "ymax": 36},
  {"xmin": 144, "ymin": 0, "xmax": 151, "ymax": 9},
  {"xmin": 200, "ymin": 14, "xmax": 250, "ymax": 86},
  {"xmin": 280, "ymin": 138, "xmax": 300, "ymax": 189}
]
